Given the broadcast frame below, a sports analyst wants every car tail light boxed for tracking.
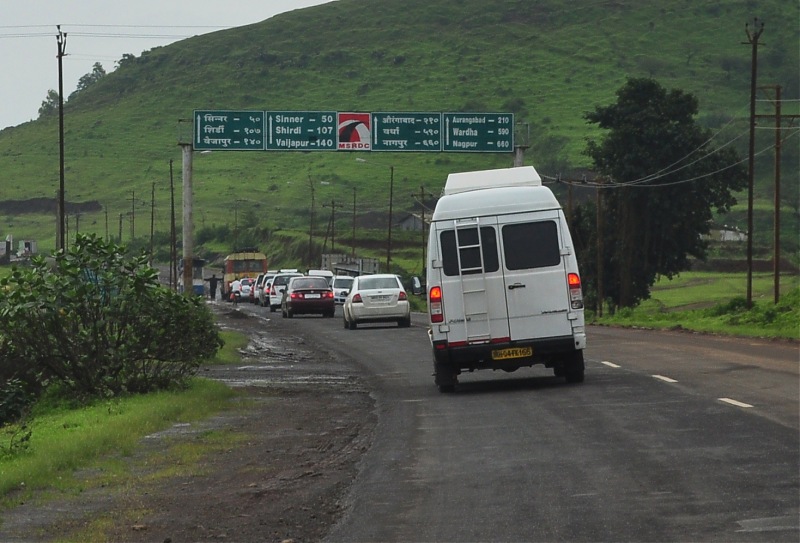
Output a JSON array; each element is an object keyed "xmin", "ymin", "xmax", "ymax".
[
  {"xmin": 352, "ymin": 293, "xmax": 363, "ymax": 303},
  {"xmin": 324, "ymin": 291, "xmax": 333, "ymax": 299},
  {"xmin": 270, "ymin": 286, "xmax": 276, "ymax": 295},
  {"xmin": 398, "ymin": 291, "xmax": 407, "ymax": 301},
  {"xmin": 291, "ymin": 292, "xmax": 301, "ymax": 300},
  {"xmin": 429, "ymin": 286, "xmax": 443, "ymax": 323},
  {"xmin": 568, "ymin": 273, "xmax": 584, "ymax": 309}
]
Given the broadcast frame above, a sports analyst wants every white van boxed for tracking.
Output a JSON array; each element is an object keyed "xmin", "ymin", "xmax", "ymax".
[
  {"xmin": 425, "ymin": 166, "xmax": 586, "ymax": 392},
  {"xmin": 307, "ymin": 269, "xmax": 334, "ymax": 287}
]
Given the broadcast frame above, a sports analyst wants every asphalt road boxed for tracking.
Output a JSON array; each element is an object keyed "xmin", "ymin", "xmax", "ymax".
[{"xmin": 239, "ymin": 303, "xmax": 799, "ymax": 542}]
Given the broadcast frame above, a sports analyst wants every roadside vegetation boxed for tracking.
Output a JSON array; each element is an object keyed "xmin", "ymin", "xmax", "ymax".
[
  {"xmin": 0, "ymin": 299, "xmax": 246, "ymax": 507},
  {"xmin": 592, "ymin": 272, "xmax": 800, "ymax": 340}
]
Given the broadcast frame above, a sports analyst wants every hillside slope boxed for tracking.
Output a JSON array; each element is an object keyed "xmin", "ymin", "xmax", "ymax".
[{"xmin": 0, "ymin": 0, "xmax": 797, "ymax": 256}]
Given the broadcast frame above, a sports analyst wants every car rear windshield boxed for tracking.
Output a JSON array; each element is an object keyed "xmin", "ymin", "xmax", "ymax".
[
  {"xmin": 292, "ymin": 278, "xmax": 329, "ymax": 289},
  {"xmin": 358, "ymin": 277, "xmax": 400, "ymax": 290},
  {"xmin": 273, "ymin": 275, "xmax": 299, "ymax": 286}
]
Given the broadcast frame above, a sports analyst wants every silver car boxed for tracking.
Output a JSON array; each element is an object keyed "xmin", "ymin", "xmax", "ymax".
[
  {"xmin": 343, "ymin": 274, "xmax": 411, "ymax": 329},
  {"xmin": 332, "ymin": 275, "xmax": 354, "ymax": 304}
]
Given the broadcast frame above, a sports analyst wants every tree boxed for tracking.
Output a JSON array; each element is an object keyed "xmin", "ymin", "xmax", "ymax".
[
  {"xmin": 69, "ymin": 62, "xmax": 107, "ymax": 99},
  {"xmin": 37, "ymin": 89, "xmax": 60, "ymax": 118},
  {"xmin": 580, "ymin": 77, "xmax": 747, "ymax": 310},
  {"xmin": 0, "ymin": 234, "xmax": 223, "ymax": 404}
]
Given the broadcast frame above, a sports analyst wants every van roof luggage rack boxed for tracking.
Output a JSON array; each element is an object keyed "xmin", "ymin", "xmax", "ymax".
[{"xmin": 443, "ymin": 166, "xmax": 541, "ymax": 195}]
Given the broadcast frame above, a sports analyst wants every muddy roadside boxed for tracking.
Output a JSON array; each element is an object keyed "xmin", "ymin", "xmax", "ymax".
[{"xmin": 0, "ymin": 304, "xmax": 377, "ymax": 543}]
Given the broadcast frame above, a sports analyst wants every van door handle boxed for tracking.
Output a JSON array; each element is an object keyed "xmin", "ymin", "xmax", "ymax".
[{"xmin": 508, "ymin": 283, "xmax": 526, "ymax": 290}]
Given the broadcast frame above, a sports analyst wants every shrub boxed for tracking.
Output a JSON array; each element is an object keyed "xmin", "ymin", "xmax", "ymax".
[{"xmin": 0, "ymin": 234, "xmax": 223, "ymax": 406}]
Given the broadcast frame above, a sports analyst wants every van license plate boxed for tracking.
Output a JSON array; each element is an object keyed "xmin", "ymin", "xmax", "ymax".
[{"xmin": 492, "ymin": 347, "xmax": 533, "ymax": 360}]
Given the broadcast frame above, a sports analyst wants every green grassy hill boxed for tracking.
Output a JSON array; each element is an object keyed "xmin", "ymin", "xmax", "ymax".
[{"xmin": 0, "ymin": 0, "xmax": 797, "ymax": 272}]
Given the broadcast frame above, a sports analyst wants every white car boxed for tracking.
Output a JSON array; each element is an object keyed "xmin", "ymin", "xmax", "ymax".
[
  {"xmin": 332, "ymin": 275, "xmax": 354, "ymax": 304},
  {"xmin": 257, "ymin": 273, "xmax": 276, "ymax": 306},
  {"xmin": 343, "ymin": 274, "xmax": 411, "ymax": 329},
  {"xmin": 268, "ymin": 272, "xmax": 303, "ymax": 312}
]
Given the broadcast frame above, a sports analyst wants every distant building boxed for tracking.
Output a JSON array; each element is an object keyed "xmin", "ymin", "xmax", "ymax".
[
  {"xmin": 717, "ymin": 227, "xmax": 747, "ymax": 242},
  {"xmin": 17, "ymin": 240, "xmax": 37, "ymax": 257}
]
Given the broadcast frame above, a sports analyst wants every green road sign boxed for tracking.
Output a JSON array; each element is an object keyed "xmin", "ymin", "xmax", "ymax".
[
  {"xmin": 265, "ymin": 111, "xmax": 337, "ymax": 151},
  {"xmin": 371, "ymin": 112, "xmax": 442, "ymax": 151},
  {"xmin": 194, "ymin": 110, "xmax": 264, "ymax": 150},
  {"xmin": 442, "ymin": 113, "xmax": 514, "ymax": 152}
]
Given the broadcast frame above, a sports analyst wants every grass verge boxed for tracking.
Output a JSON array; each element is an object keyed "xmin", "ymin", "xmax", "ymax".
[
  {"xmin": 0, "ymin": 325, "xmax": 249, "ymax": 507},
  {"xmin": 593, "ymin": 272, "xmax": 800, "ymax": 340}
]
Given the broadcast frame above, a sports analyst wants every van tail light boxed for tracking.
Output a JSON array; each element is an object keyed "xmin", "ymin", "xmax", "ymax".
[
  {"xmin": 568, "ymin": 273, "xmax": 584, "ymax": 309},
  {"xmin": 398, "ymin": 291, "xmax": 407, "ymax": 301},
  {"xmin": 429, "ymin": 286, "xmax": 443, "ymax": 323}
]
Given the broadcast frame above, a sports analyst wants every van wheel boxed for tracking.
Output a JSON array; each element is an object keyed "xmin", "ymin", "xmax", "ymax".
[
  {"xmin": 564, "ymin": 351, "xmax": 585, "ymax": 384},
  {"xmin": 434, "ymin": 362, "xmax": 457, "ymax": 393}
]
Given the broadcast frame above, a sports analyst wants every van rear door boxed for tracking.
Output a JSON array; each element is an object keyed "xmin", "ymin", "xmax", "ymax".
[
  {"xmin": 498, "ymin": 211, "xmax": 574, "ymax": 341},
  {"xmin": 435, "ymin": 217, "xmax": 510, "ymax": 344}
]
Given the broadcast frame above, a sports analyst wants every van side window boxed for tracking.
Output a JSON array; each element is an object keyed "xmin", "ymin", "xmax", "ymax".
[
  {"xmin": 502, "ymin": 221, "xmax": 561, "ymax": 270},
  {"xmin": 440, "ymin": 227, "xmax": 499, "ymax": 276}
]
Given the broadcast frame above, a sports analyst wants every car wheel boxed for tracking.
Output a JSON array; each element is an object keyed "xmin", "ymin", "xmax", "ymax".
[
  {"xmin": 343, "ymin": 316, "xmax": 349, "ymax": 329},
  {"xmin": 270, "ymin": 304, "xmax": 276, "ymax": 313},
  {"xmin": 398, "ymin": 317, "xmax": 411, "ymax": 328}
]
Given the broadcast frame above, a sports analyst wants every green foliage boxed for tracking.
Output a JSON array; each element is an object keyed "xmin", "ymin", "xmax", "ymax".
[
  {"xmin": 37, "ymin": 89, "xmax": 59, "ymax": 118},
  {"xmin": 69, "ymin": 62, "xmax": 107, "ymax": 100},
  {"xmin": 0, "ymin": 378, "xmax": 235, "ymax": 497},
  {"xmin": 0, "ymin": 234, "xmax": 223, "ymax": 408},
  {"xmin": 578, "ymin": 77, "xmax": 748, "ymax": 309}
]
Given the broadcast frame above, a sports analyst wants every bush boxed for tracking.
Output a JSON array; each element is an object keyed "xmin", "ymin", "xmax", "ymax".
[{"xmin": 0, "ymin": 234, "xmax": 223, "ymax": 406}]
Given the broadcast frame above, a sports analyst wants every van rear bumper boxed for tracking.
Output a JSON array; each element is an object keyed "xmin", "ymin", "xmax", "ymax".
[{"xmin": 432, "ymin": 336, "xmax": 580, "ymax": 370}]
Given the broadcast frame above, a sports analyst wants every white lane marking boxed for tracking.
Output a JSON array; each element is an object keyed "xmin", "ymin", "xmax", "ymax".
[
  {"xmin": 719, "ymin": 397, "xmax": 754, "ymax": 408},
  {"xmin": 652, "ymin": 374, "xmax": 678, "ymax": 383},
  {"xmin": 601, "ymin": 361, "xmax": 620, "ymax": 368}
]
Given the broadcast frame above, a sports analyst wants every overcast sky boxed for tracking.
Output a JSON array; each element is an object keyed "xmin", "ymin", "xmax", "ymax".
[{"xmin": 0, "ymin": 0, "xmax": 334, "ymax": 130}]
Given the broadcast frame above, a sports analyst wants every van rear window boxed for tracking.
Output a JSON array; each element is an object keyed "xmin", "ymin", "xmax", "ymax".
[
  {"xmin": 440, "ymin": 227, "xmax": 499, "ymax": 276},
  {"xmin": 502, "ymin": 221, "xmax": 560, "ymax": 270}
]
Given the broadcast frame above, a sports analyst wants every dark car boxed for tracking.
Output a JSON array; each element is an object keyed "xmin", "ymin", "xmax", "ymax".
[{"xmin": 281, "ymin": 276, "xmax": 335, "ymax": 318}]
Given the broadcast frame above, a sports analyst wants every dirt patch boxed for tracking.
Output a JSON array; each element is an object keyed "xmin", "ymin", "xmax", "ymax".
[{"xmin": 0, "ymin": 304, "xmax": 376, "ymax": 543}]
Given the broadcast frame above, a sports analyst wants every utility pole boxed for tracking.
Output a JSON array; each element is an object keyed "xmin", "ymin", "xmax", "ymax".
[
  {"xmin": 178, "ymin": 143, "xmax": 194, "ymax": 296},
  {"xmin": 413, "ymin": 185, "xmax": 435, "ymax": 275},
  {"xmin": 755, "ymin": 85, "xmax": 800, "ymax": 304},
  {"xmin": 322, "ymin": 199, "xmax": 344, "ymax": 253},
  {"xmin": 149, "ymin": 181, "xmax": 155, "ymax": 264},
  {"xmin": 169, "ymin": 159, "xmax": 177, "ymax": 290},
  {"xmin": 104, "ymin": 206, "xmax": 109, "ymax": 241},
  {"xmin": 308, "ymin": 177, "xmax": 316, "ymax": 264},
  {"xmin": 596, "ymin": 178, "xmax": 604, "ymax": 317},
  {"xmin": 128, "ymin": 190, "xmax": 136, "ymax": 241},
  {"xmin": 118, "ymin": 213, "xmax": 123, "ymax": 243},
  {"xmin": 56, "ymin": 26, "xmax": 67, "ymax": 251},
  {"xmin": 387, "ymin": 165, "xmax": 394, "ymax": 272},
  {"xmin": 351, "ymin": 187, "xmax": 357, "ymax": 258},
  {"xmin": 743, "ymin": 17, "xmax": 764, "ymax": 308}
]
